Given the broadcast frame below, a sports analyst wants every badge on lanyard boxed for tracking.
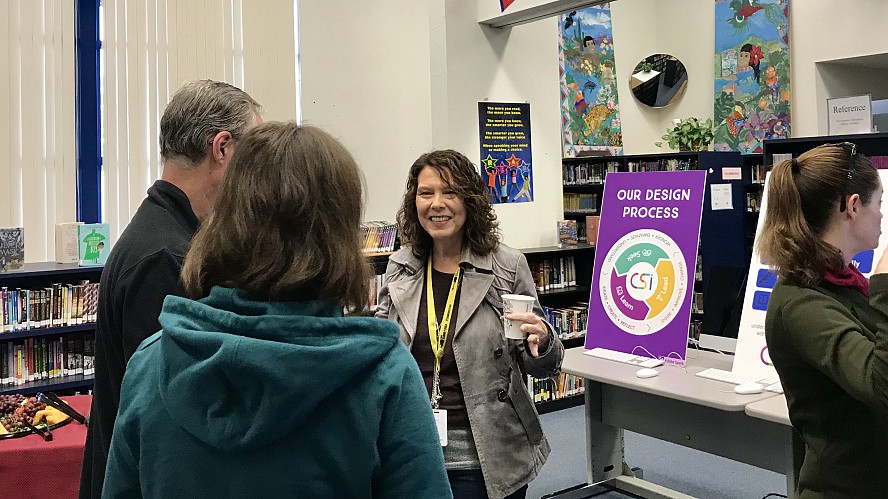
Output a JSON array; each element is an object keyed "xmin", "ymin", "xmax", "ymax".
[
  {"xmin": 427, "ymin": 258, "xmax": 460, "ymax": 447},
  {"xmin": 433, "ymin": 409, "xmax": 448, "ymax": 447}
]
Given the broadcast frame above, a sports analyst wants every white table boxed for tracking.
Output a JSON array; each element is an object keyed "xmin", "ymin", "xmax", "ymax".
[{"xmin": 561, "ymin": 347, "xmax": 796, "ymax": 498}]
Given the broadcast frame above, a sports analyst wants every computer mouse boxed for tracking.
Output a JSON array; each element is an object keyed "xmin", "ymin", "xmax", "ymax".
[
  {"xmin": 734, "ymin": 382, "xmax": 764, "ymax": 395},
  {"xmin": 635, "ymin": 368, "xmax": 660, "ymax": 379}
]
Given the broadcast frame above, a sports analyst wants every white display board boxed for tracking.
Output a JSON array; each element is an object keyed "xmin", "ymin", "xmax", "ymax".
[{"xmin": 733, "ymin": 171, "xmax": 888, "ymax": 379}]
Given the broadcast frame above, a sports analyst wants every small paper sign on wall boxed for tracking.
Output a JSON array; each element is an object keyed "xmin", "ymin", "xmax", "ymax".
[{"xmin": 827, "ymin": 94, "xmax": 873, "ymax": 135}]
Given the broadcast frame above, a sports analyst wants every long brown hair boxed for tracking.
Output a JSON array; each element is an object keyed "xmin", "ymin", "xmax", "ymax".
[
  {"xmin": 181, "ymin": 122, "xmax": 370, "ymax": 310},
  {"xmin": 757, "ymin": 143, "xmax": 878, "ymax": 286},
  {"xmin": 396, "ymin": 149, "xmax": 499, "ymax": 260}
]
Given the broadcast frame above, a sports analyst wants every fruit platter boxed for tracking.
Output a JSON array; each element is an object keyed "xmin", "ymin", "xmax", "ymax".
[{"xmin": 0, "ymin": 393, "xmax": 77, "ymax": 440}]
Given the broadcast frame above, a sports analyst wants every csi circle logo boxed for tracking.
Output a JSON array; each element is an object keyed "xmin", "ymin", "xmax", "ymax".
[
  {"xmin": 598, "ymin": 229, "xmax": 688, "ymax": 336},
  {"xmin": 760, "ymin": 346, "xmax": 773, "ymax": 366}
]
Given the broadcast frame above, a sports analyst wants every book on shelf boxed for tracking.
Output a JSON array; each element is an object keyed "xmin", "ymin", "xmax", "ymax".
[
  {"xmin": 530, "ymin": 257, "xmax": 577, "ymax": 291},
  {"xmin": 1, "ymin": 281, "xmax": 99, "ymax": 332},
  {"xmin": 771, "ymin": 153, "xmax": 793, "ymax": 167},
  {"xmin": 557, "ymin": 220, "xmax": 578, "ymax": 246},
  {"xmin": 0, "ymin": 331, "xmax": 91, "ymax": 385},
  {"xmin": 527, "ymin": 372, "xmax": 585, "ymax": 403},
  {"xmin": 543, "ymin": 302, "xmax": 588, "ymax": 340},
  {"xmin": 562, "ymin": 161, "xmax": 620, "ymax": 185},
  {"xmin": 55, "ymin": 222, "xmax": 83, "ymax": 264},
  {"xmin": 361, "ymin": 221, "xmax": 398, "ymax": 254},
  {"xmin": 82, "ymin": 335, "xmax": 95, "ymax": 376},
  {"xmin": 0, "ymin": 227, "xmax": 25, "ymax": 272},
  {"xmin": 749, "ymin": 163, "xmax": 767, "ymax": 183},
  {"xmin": 585, "ymin": 216, "xmax": 600, "ymax": 246},
  {"xmin": 563, "ymin": 193, "xmax": 598, "ymax": 212},
  {"xmin": 79, "ymin": 223, "xmax": 111, "ymax": 266}
]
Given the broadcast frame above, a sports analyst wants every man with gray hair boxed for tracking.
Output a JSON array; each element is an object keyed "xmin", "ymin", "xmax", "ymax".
[{"xmin": 79, "ymin": 80, "xmax": 262, "ymax": 499}]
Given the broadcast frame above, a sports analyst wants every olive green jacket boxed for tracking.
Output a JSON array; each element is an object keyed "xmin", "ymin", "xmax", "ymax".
[{"xmin": 766, "ymin": 274, "xmax": 888, "ymax": 498}]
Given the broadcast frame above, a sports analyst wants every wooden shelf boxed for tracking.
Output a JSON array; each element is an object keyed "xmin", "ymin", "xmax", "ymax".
[
  {"xmin": 0, "ymin": 374, "xmax": 94, "ymax": 396},
  {"xmin": 563, "ymin": 210, "xmax": 598, "ymax": 217},
  {"xmin": 535, "ymin": 393, "xmax": 585, "ymax": 414}
]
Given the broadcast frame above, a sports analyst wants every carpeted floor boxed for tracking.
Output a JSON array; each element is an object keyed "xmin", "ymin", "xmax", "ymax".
[{"xmin": 527, "ymin": 405, "xmax": 788, "ymax": 499}]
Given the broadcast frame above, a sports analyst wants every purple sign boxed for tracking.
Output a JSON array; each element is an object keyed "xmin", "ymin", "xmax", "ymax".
[{"xmin": 585, "ymin": 171, "xmax": 706, "ymax": 364}]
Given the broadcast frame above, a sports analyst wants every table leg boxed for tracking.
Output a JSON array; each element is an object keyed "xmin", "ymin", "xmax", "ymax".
[{"xmin": 584, "ymin": 380, "xmax": 623, "ymax": 484}]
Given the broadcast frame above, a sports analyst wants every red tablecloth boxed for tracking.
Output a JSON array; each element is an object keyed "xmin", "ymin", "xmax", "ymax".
[{"xmin": 0, "ymin": 395, "xmax": 91, "ymax": 499}]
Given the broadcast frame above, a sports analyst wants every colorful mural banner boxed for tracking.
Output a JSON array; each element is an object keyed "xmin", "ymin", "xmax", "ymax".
[
  {"xmin": 559, "ymin": 5, "xmax": 622, "ymax": 157},
  {"xmin": 713, "ymin": 0, "xmax": 791, "ymax": 153},
  {"xmin": 585, "ymin": 171, "xmax": 707, "ymax": 364},
  {"xmin": 478, "ymin": 102, "xmax": 534, "ymax": 204}
]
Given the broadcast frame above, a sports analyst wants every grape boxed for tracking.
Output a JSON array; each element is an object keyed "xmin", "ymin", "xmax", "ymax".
[
  {"xmin": 0, "ymin": 395, "xmax": 26, "ymax": 417},
  {"xmin": 22, "ymin": 397, "xmax": 45, "ymax": 418},
  {"xmin": 1, "ymin": 413, "xmax": 26, "ymax": 432}
]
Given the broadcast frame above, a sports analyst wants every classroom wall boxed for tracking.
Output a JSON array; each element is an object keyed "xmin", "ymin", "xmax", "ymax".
[
  {"xmin": 294, "ymin": 0, "xmax": 888, "ymax": 249},
  {"xmin": 298, "ymin": 0, "xmax": 435, "ymax": 223},
  {"xmin": 792, "ymin": 1, "xmax": 888, "ymax": 135},
  {"xmin": 430, "ymin": 2, "xmax": 564, "ymax": 249}
]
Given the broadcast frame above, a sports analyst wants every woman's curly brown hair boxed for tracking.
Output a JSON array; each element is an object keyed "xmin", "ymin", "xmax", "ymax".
[{"xmin": 397, "ymin": 149, "xmax": 500, "ymax": 259}]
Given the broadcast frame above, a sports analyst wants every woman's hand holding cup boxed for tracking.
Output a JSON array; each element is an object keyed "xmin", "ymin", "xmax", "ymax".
[{"xmin": 501, "ymin": 294, "xmax": 549, "ymax": 357}]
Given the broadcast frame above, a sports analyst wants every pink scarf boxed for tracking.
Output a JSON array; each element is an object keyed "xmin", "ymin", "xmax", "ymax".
[{"xmin": 823, "ymin": 263, "xmax": 869, "ymax": 298}]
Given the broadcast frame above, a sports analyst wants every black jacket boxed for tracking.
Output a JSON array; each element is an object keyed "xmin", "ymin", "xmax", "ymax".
[{"xmin": 79, "ymin": 180, "xmax": 199, "ymax": 499}]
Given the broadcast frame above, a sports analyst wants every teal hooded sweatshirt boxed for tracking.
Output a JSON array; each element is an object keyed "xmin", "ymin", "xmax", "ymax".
[{"xmin": 102, "ymin": 286, "xmax": 451, "ymax": 499}]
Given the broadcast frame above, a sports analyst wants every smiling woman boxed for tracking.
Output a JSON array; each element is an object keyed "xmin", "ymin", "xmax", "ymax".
[
  {"xmin": 416, "ymin": 167, "xmax": 467, "ymax": 266},
  {"xmin": 376, "ymin": 149, "xmax": 564, "ymax": 499}
]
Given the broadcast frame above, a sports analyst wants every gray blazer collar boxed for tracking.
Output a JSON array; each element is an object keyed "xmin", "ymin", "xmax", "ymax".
[
  {"xmin": 389, "ymin": 245, "xmax": 496, "ymax": 341},
  {"xmin": 390, "ymin": 245, "xmax": 494, "ymax": 273}
]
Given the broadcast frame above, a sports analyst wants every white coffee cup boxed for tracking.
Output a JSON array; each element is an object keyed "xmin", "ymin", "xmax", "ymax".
[{"xmin": 501, "ymin": 293, "xmax": 536, "ymax": 340}]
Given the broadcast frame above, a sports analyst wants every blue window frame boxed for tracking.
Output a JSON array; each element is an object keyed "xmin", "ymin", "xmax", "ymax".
[{"xmin": 75, "ymin": 0, "xmax": 102, "ymax": 223}]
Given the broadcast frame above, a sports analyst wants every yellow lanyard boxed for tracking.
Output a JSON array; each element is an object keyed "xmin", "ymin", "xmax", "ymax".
[{"xmin": 426, "ymin": 257, "xmax": 461, "ymax": 408}]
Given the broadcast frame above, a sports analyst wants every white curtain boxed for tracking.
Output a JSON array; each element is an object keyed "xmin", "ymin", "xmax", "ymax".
[
  {"xmin": 101, "ymin": 0, "xmax": 298, "ymax": 242},
  {"xmin": 0, "ymin": 0, "xmax": 297, "ymax": 261},
  {"xmin": 0, "ymin": 0, "xmax": 77, "ymax": 263}
]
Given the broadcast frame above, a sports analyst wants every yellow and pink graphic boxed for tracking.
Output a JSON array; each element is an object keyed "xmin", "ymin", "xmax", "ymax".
[{"xmin": 599, "ymin": 231, "xmax": 686, "ymax": 335}]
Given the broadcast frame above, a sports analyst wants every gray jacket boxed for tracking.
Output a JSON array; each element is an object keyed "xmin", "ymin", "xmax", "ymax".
[{"xmin": 376, "ymin": 243, "xmax": 564, "ymax": 499}]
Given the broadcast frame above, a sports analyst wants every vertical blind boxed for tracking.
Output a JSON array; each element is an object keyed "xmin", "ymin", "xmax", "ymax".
[
  {"xmin": 0, "ymin": 0, "xmax": 78, "ymax": 263},
  {"xmin": 102, "ymin": 0, "xmax": 297, "ymax": 242},
  {"xmin": 1, "ymin": 0, "xmax": 297, "ymax": 261}
]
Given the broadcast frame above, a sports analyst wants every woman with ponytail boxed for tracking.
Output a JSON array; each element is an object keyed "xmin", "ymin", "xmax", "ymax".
[{"xmin": 759, "ymin": 142, "xmax": 888, "ymax": 498}]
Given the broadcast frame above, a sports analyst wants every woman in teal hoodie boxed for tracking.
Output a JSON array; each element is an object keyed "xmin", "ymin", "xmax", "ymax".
[
  {"xmin": 759, "ymin": 143, "xmax": 888, "ymax": 498},
  {"xmin": 101, "ymin": 123, "xmax": 452, "ymax": 499}
]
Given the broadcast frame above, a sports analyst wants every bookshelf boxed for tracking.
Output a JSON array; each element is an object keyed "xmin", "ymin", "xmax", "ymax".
[
  {"xmin": 762, "ymin": 132, "xmax": 888, "ymax": 167},
  {"xmin": 521, "ymin": 243, "xmax": 596, "ymax": 412},
  {"xmin": 0, "ymin": 263, "xmax": 103, "ymax": 396}
]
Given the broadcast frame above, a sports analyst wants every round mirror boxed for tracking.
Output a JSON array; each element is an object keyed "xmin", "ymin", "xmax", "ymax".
[{"xmin": 629, "ymin": 54, "xmax": 688, "ymax": 108}]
